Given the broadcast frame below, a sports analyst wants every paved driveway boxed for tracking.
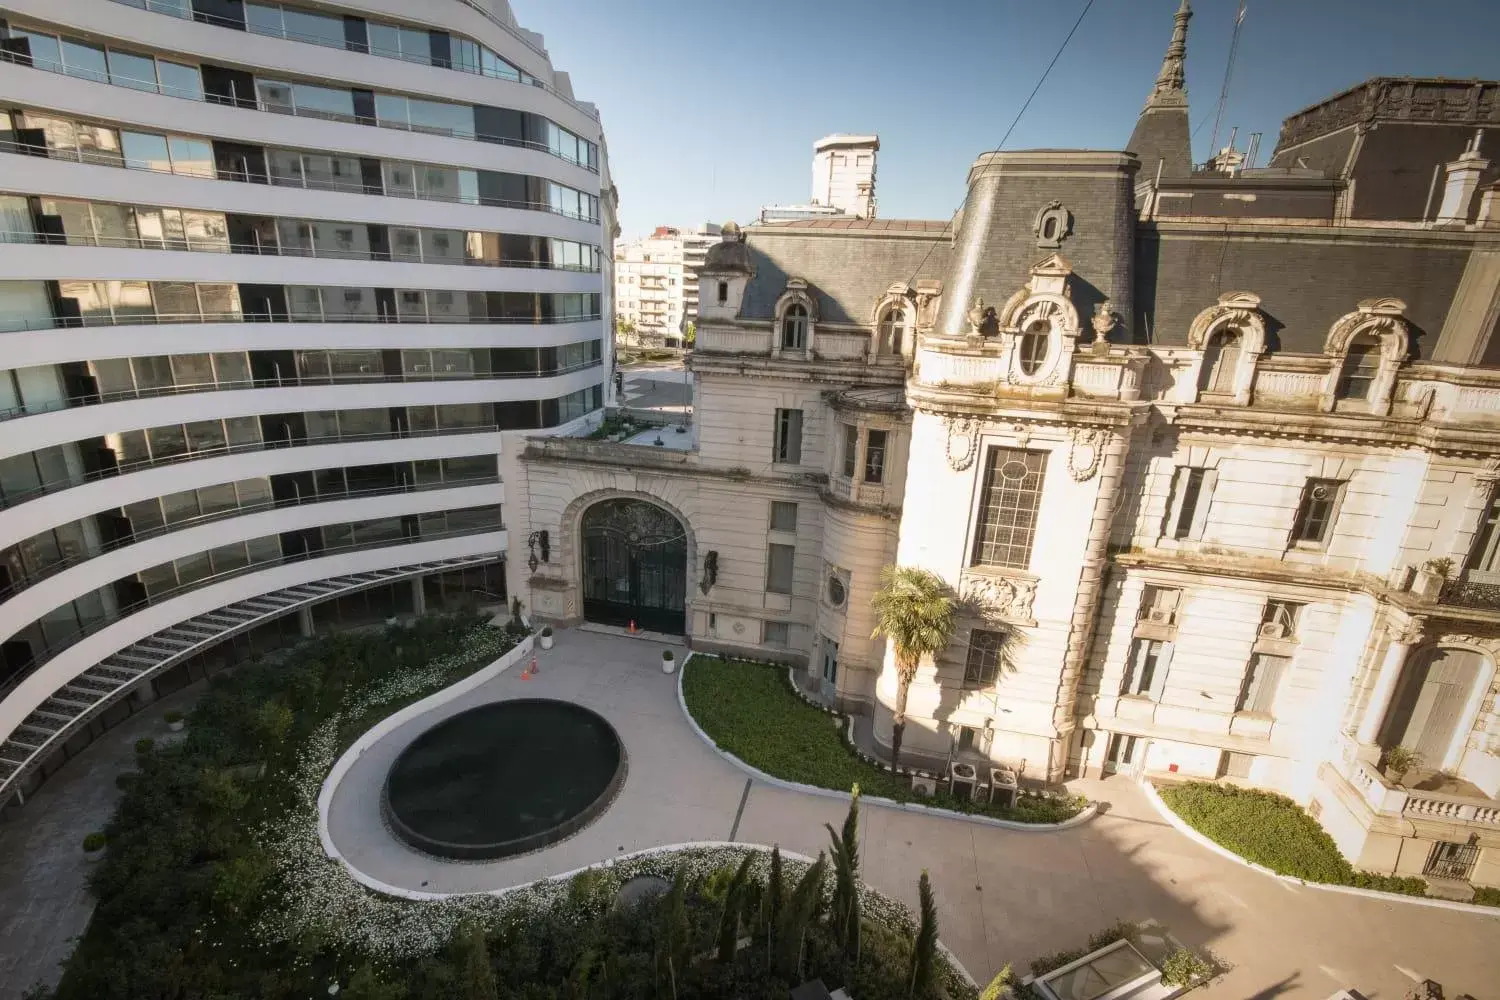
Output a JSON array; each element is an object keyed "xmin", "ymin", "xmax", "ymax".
[{"xmin": 328, "ymin": 628, "xmax": 1500, "ymax": 999}]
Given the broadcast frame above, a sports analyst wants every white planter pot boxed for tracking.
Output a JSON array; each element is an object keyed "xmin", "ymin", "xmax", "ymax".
[
  {"xmin": 167, "ymin": 720, "xmax": 184, "ymax": 732},
  {"xmin": 84, "ymin": 848, "xmax": 104, "ymax": 863},
  {"xmin": 661, "ymin": 656, "xmax": 676, "ymax": 674},
  {"xmin": 539, "ymin": 634, "xmax": 554, "ymax": 650}
]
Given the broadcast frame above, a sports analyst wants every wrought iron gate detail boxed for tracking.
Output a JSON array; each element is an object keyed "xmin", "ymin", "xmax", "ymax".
[
  {"xmin": 1422, "ymin": 837, "xmax": 1479, "ymax": 881},
  {"xmin": 581, "ymin": 499, "xmax": 687, "ymax": 634}
]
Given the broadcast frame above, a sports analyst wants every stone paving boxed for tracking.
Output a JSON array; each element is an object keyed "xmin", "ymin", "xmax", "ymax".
[
  {"xmin": 0, "ymin": 685, "xmax": 199, "ymax": 1000},
  {"xmin": 3, "ymin": 628, "xmax": 1496, "ymax": 1000},
  {"xmin": 327, "ymin": 629, "xmax": 1500, "ymax": 1000}
]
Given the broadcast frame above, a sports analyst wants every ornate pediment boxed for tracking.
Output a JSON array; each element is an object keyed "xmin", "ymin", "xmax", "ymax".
[{"xmin": 959, "ymin": 570, "xmax": 1037, "ymax": 625}]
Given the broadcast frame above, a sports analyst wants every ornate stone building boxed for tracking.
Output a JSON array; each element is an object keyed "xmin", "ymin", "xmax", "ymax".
[{"xmin": 520, "ymin": 4, "xmax": 1500, "ymax": 888}]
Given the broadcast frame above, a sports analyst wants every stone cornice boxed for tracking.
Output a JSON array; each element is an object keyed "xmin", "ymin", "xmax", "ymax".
[
  {"xmin": 906, "ymin": 386, "xmax": 1143, "ymax": 430},
  {"xmin": 689, "ymin": 355, "xmax": 905, "ymax": 388},
  {"xmin": 817, "ymin": 487, "xmax": 902, "ymax": 522},
  {"xmin": 1167, "ymin": 403, "xmax": 1500, "ymax": 459},
  {"xmin": 1140, "ymin": 219, "xmax": 1497, "ymax": 250}
]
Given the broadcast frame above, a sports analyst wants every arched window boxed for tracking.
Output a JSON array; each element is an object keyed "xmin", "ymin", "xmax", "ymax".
[
  {"xmin": 878, "ymin": 307, "xmax": 905, "ymax": 355},
  {"xmin": 1199, "ymin": 329, "xmax": 1243, "ymax": 394},
  {"xmin": 1337, "ymin": 333, "xmax": 1382, "ymax": 401},
  {"xmin": 1017, "ymin": 321, "xmax": 1049, "ymax": 375},
  {"xmin": 781, "ymin": 303, "xmax": 808, "ymax": 349}
]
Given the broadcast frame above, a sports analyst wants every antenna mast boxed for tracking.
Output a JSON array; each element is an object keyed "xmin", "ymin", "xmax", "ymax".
[{"xmin": 1208, "ymin": 0, "xmax": 1248, "ymax": 156}]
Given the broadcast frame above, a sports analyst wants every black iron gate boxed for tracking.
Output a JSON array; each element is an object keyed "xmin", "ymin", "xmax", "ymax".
[
  {"xmin": 581, "ymin": 499, "xmax": 687, "ymax": 634},
  {"xmin": 1422, "ymin": 837, "xmax": 1479, "ymax": 881}
]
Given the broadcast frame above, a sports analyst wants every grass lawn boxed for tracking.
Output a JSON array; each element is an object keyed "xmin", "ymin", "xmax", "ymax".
[
  {"xmin": 681, "ymin": 656, "xmax": 1083, "ymax": 824},
  {"xmin": 1158, "ymin": 781, "xmax": 1431, "ymax": 895}
]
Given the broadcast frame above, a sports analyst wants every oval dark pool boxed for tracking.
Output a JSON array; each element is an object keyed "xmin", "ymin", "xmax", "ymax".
[{"xmin": 382, "ymin": 699, "xmax": 626, "ymax": 860}]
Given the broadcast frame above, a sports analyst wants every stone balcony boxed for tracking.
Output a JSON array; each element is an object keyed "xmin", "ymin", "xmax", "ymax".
[
  {"xmin": 914, "ymin": 337, "xmax": 1147, "ymax": 402},
  {"xmin": 694, "ymin": 325, "xmax": 884, "ymax": 364},
  {"xmin": 1341, "ymin": 754, "xmax": 1500, "ymax": 831}
]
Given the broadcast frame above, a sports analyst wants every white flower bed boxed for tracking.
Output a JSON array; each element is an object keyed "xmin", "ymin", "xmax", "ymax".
[{"xmin": 248, "ymin": 626, "xmax": 973, "ymax": 997}]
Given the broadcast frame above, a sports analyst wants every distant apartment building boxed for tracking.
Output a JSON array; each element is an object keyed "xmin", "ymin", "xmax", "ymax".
[
  {"xmin": 760, "ymin": 134, "xmax": 878, "ymax": 223},
  {"xmin": 614, "ymin": 223, "xmax": 719, "ymax": 347}
]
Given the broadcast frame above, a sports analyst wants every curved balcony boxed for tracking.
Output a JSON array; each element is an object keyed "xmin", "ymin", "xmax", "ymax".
[
  {"xmin": 915, "ymin": 337, "xmax": 1006, "ymax": 389},
  {"xmin": 0, "ymin": 367, "xmax": 602, "ymax": 459},
  {"xmin": 0, "ymin": 473, "xmax": 500, "ymax": 608},
  {"xmin": 0, "ymin": 542, "xmax": 502, "ymax": 801}
]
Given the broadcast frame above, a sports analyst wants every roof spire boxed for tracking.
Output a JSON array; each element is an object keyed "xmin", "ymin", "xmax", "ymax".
[{"xmin": 1146, "ymin": 0, "xmax": 1192, "ymax": 108}]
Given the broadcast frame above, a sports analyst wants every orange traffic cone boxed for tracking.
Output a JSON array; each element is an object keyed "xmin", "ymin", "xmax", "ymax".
[
  {"xmin": 528, "ymin": 656, "xmax": 539, "ymax": 676},
  {"xmin": 628, "ymin": 620, "xmax": 638, "ymax": 633}
]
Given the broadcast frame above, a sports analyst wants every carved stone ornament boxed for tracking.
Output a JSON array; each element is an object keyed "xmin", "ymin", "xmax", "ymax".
[
  {"xmin": 1091, "ymin": 299, "xmax": 1119, "ymax": 339},
  {"xmin": 1033, "ymin": 201, "xmax": 1072, "ymax": 250},
  {"xmin": 965, "ymin": 297, "xmax": 989, "ymax": 339},
  {"xmin": 1066, "ymin": 427, "xmax": 1108, "ymax": 481},
  {"xmin": 1389, "ymin": 615, "xmax": 1428, "ymax": 645},
  {"xmin": 944, "ymin": 416, "xmax": 981, "ymax": 472},
  {"xmin": 1437, "ymin": 632, "xmax": 1500, "ymax": 655},
  {"xmin": 962, "ymin": 572, "xmax": 1037, "ymax": 623},
  {"xmin": 1475, "ymin": 457, "xmax": 1500, "ymax": 485}
]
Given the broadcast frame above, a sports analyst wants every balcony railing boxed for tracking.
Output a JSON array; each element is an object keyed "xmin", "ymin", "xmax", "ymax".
[
  {"xmin": 0, "ymin": 360, "xmax": 603, "ymax": 423},
  {"xmin": 0, "ymin": 48, "xmax": 598, "ymax": 171},
  {"xmin": 0, "ymin": 474, "xmax": 500, "ymax": 603},
  {"xmin": 0, "ymin": 424, "xmax": 501, "ymax": 512},
  {"xmin": 1344, "ymin": 757, "xmax": 1500, "ymax": 828},
  {"xmin": 0, "ymin": 229, "xmax": 600, "ymax": 273},
  {"xmin": 0, "ymin": 310, "xmax": 601, "ymax": 335},
  {"xmin": 0, "ymin": 520, "xmax": 505, "ymax": 700}
]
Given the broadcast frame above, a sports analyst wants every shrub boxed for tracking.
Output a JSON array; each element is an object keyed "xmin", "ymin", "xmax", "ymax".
[
  {"xmin": 133, "ymin": 737, "xmax": 154, "ymax": 755},
  {"xmin": 1380, "ymin": 745, "xmax": 1421, "ymax": 777},
  {"xmin": 1159, "ymin": 947, "xmax": 1213, "ymax": 988},
  {"xmin": 81, "ymin": 833, "xmax": 105, "ymax": 853},
  {"xmin": 1348, "ymin": 870, "xmax": 1428, "ymax": 895},
  {"xmin": 113, "ymin": 773, "xmax": 136, "ymax": 792},
  {"xmin": 162, "ymin": 710, "xmax": 183, "ymax": 724},
  {"xmin": 1029, "ymin": 920, "xmax": 1138, "ymax": 977},
  {"xmin": 1470, "ymin": 886, "xmax": 1500, "ymax": 907}
]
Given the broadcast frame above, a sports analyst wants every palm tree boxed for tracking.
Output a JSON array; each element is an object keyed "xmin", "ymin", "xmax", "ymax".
[{"xmin": 871, "ymin": 566, "xmax": 955, "ymax": 769}]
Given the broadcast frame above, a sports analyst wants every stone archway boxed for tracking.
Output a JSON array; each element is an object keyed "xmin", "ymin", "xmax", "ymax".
[
  {"xmin": 579, "ymin": 498, "xmax": 688, "ymax": 634},
  {"xmin": 1378, "ymin": 646, "xmax": 1485, "ymax": 767}
]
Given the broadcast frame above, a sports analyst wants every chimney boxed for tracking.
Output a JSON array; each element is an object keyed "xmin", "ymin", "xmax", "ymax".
[{"xmin": 1436, "ymin": 129, "xmax": 1489, "ymax": 226}]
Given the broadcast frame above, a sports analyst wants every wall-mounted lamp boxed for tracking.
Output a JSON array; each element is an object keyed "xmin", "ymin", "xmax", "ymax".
[
  {"xmin": 526, "ymin": 530, "xmax": 551, "ymax": 574},
  {"xmin": 700, "ymin": 550, "xmax": 719, "ymax": 594}
]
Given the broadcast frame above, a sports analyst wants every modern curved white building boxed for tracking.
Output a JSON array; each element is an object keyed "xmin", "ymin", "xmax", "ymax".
[{"xmin": 0, "ymin": 0, "xmax": 614, "ymax": 808}]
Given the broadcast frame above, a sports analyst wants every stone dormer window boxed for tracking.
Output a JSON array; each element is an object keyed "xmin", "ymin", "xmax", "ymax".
[
  {"xmin": 1320, "ymin": 297, "xmax": 1409, "ymax": 415},
  {"xmin": 1185, "ymin": 292, "xmax": 1266, "ymax": 405},
  {"xmin": 773, "ymin": 278, "xmax": 816, "ymax": 356},
  {"xmin": 994, "ymin": 254, "xmax": 1079, "ymax": 386},
  {"xmin": 781, "ymin": 303, "xmax": 808, "ymax": 349},
  {"xmin": 1017, "ymin": 318, "xmax": 1050, "ymax": 375},
  {"xmin": 877, "ymin": 306, "xmax": 907, "ymax": 356},
  {"xmin": 871, "ymin": 283, "xmax": 918, "ymax": 361}
]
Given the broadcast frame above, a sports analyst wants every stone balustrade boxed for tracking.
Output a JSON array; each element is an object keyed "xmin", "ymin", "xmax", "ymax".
[
  {"xmin": 915, "ymin": 340, "xmax": 1005, "ymax": 388},
  {"xmin": 696, "ymin": 327, "xmax": 772, "ymax": 355},
  {"xmin": 1402, "ymin": 375, "xmax": 1500, "ymax": 424},
  {"xmin": 1252, "ymin": 368, "xmax": 1325, "ymax": 405},
  {"xmin": 1402, "ymin": 790, "xmax": 1500, "ymax": 826},
  {"xmin": 813, "ymin": 330, "xmax": 870, "ymax": 361},
  {"xmin": 1071, "ymin": 362, "xmax": 1122, "ymax": 396}
]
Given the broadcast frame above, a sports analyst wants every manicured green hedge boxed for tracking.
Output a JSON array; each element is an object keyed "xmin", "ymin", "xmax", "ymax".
[
  {"xmin": 682, "ymin": 656, "xmax": 1084, "ymax": 824},
  {"xmin": 1158, "ymin": 782, "xmax": 1428, "ymax": 894}
]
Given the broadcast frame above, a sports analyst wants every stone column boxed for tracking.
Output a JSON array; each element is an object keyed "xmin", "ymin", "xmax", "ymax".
[
  {"xmin": 411, "ymin": 576, "xmax": 427, "ymax": 616},
  {"xmin": 1355, "ymin": 616, "xmax": 1425, "ymax": 746},
  {"xmin": 297, "ymin": 606, "xmax": 315, "ymax": 638}
]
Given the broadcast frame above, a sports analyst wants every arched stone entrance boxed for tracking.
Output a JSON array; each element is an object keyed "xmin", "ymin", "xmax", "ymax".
[
  {"xmin": 580, "ymin": 498, "xmax": 687, "ymax": 634},
  {"xmin": 1378, "ymin": 646, "xmax": 1485, "ymax": 766}
]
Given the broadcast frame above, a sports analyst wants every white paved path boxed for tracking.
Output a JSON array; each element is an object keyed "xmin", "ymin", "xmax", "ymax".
[{"xmin": 327, "ymin": 629, "xmax": 1499, "ymax": 999}]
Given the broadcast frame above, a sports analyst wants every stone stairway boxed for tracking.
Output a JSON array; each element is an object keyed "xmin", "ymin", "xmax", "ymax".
[{"xmin": 0, "ymin": 555, "xmax": 492, "ymax": 800}]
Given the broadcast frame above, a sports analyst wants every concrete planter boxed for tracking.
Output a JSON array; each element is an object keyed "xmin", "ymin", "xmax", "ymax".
[
  {"xmin": 539, "ymin": 628, "xmax": 555, "ymax": 650},
  {"xmin": 167, "ymin": 720, "xmax": 185, "ymax": 733},
  {"xmin": 1411, "ymin": 569, "xmax": 1445, "ymax": 601},
  {"xmin": 661, "ymin": 651, "xmax": 677, "ymax": 674}
]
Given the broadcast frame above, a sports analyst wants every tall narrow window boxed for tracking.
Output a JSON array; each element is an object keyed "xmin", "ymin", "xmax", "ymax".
[
  {"xmin": 1468, "ymin": 491, "xmax": 1500, "ymax": 577},
  {"xmin": 963, "ymin": 629, "xmax": 1006, "ymax": 687},
  {"xmin": 1337, "ymin": 334, "xmax": 1381, "ymax": 401},
  {"xmin": 1017, "ymin": 321, "xmax": 1049, "ymax": 375},
  {"xmin": 1291, "ymin": 478, "xmax": 1344, "ymax": 546},
  {"xmin": 781, "ymin": 303, "xmax": 808, "ymax": 349},
  {"xmin": 773, "ymin": 408, "xmax": 803, "ymax": 464},
  {"xmin": 1122, "ymin": 638, "xmax": 1172, "ymax": 699},
  {"xmin": 971, "ymin": 447, "xmax": 1047, "ymax": 569},
  {"xmin": 841, "ymin": 423, "xmax": 859, "ymax": 478},
  {"xmin": 765, "ymin": 542, "xmax": 795, "ymax": 594},
  {"xmin": 1165, "ymin": 467, "xmax": 1216, "ymax": 541},
  {"xmin": 1200, "ymin": 329, "xmax": 1242, "ymax": 394},
  {"xmin": 769, "ymin": 501, "xmax": 798, "ymax": 532},
  {"xmin": 1236, "ymin": 653, "xmax": 1289, "ymax": 714},
  {"xmin": 863, "ymin": 429, "xmax": 888, "ymax": 484},
  {"xmin": 878, "ymin": 308, "xmax": 904, "ymax": 355},
  {"xmin": 717, "ymin": 280, "xmax": 728, "ymax": 304}
]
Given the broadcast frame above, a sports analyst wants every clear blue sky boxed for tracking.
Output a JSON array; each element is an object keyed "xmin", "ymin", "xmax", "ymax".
[{"xmin": 510, "ymin": 0, "xmax": 1500, "ymax": 240}]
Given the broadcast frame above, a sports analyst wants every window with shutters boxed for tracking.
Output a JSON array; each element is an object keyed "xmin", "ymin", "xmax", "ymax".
[
  {"xmin": 765, "ymin": 542, "xmax": 795, "ymax": 594},
  {"xmin": 1336, "ymin": 334, "xmax": 1381, "ymax": 402},
  {"xmin": 1291, "ymin": 478, "xmax": 1344, "ymax": 547},
  {"xmin": 1236, "ymin": 653, "xmax": 1289, "ymax": 715},
  {"xmin": 769, "ymin": 501, "xmax": 798, "ymax": 533},
  {"xmin": 1121, "ymin": 637, "xmax": 1172, "ymax": 700},
  {"xmin": 1199, "ymin": 329, "xmax": 1243, "ymax": 395},
  {"xmin": 841, "ymin": 423, "xmax": 859, "ymax": 478},
  {"xmin": 763, "ymin": 621, "xmax": 789, "ymax": 646},
  {"xmin": 971, "ymin": 447, "xmax": 1047, "ymax": 569},
  {"xmin": 773, "ymin": 408, "xmax": 803, "ymax": 464},
  {"xmin": 1164, "ymin": 467, "xmax": 1216, "ymax": 541}
]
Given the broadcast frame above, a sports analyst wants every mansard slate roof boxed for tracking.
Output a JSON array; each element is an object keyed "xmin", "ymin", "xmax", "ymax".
[
  {"xmin": 700, "ymin": 238, "xmax": 753, "ymax": 274},
  {"xmin": 737, "ymin": 223, "xmax": 951, "ymax": 324}
]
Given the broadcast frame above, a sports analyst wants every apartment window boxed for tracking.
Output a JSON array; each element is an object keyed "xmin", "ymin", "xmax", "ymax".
[
  {"xmin": 963, "ymin": 629, "xmax": 1006, "ymax": 687},
  {"xmin": 763, "ymin": 621, "xmax": 790, "ymax": 647},
  {"xmin": 1337, "ymin": 335, "xmax": 1381, "ymax": 402},
  {"xmin": 1291, "ymin": 479, "xmax": 1344, "ymax": 546},
  {"xmin": 781, "ymin": 303, "xmax": 808, "ymax": 350},
  {"xmin": 769, "ymin": 501, "xmax": 798, "ymax": 532},
  {"xmin": 1122, "ymin": 638, "xmax": 1172, "ymax": 699},
  {"xmin": 1259, "ymin": 600, "xmax": 1302, "ymax": 641},
  {"xmin": 773, "ymin": 408, "xmax": 803, "ymax": 464},
  {"xmin": 1137, "ymin": 585, "xmax": 1182, "ymax": 626},
  {"xmin": 841, "ymin": 423, "xmax": 859, "ymax": 478},
  {"xmin": 766, "ymin": 543, "xmax": 795, "ymax": 595},
  {"xmin": 864, "ymin": 430, "xmax": 888, "ymax": 484},
  {"xmin": 1468, "ymin": 492, "xmax": 1500, "ymax": 577},
  {"xmin": 971, "ymin": 447, "xmax": 1047, "ymax": 569},
  {"xmin": 1236, "ymin": 653, "xmax": 1289, "ymax": 714},
  {"xmin": 1165, "ymin": 467, "xmax": 1216, "ymax": 541}
]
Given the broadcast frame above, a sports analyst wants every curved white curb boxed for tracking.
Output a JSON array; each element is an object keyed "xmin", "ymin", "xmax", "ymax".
[
  {"xmin": 1140, "ymin": 780, "xmax": 1500, "ymax": 919},
  {"xmin": 677, "ymin": 655, "xmax": 1097, "ymax": 832},
  {"xmin": 318, "ymin": 636, "xmax": 534, "ymax": 867}
]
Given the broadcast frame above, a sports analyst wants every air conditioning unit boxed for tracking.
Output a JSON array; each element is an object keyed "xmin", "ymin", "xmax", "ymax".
[
  {"xmin": 1147, "ymin": 609, "xmax": 1173, "ymax": 624},
  {"xmin": 1259, "ymin": 622, "xmax": 1287, "ymax": 639},
  {"xmin": 909, "ymin": 774, "xmax": 936, "ymax": 797},
  {"xmin": 949, "ymin": 762, "xmax": 978, "ymax": 801}
]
